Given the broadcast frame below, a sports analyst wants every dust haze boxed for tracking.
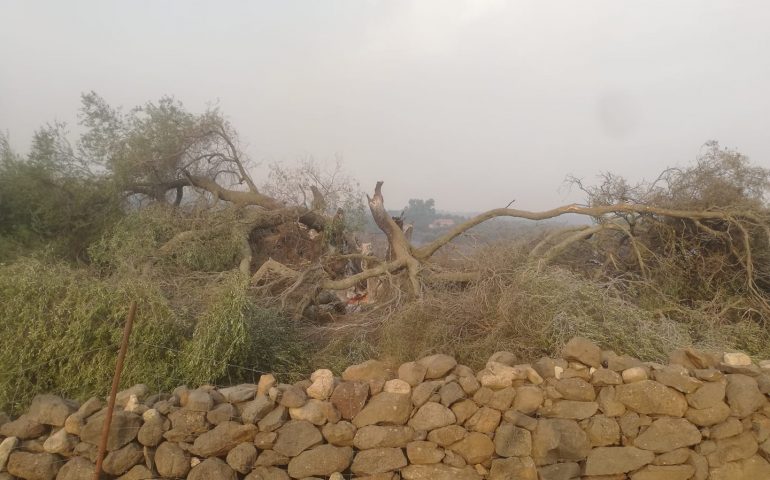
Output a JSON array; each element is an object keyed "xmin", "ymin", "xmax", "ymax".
[{"xmin": 1, "ymin": 0, "xmax": 769, "ymax": 211}]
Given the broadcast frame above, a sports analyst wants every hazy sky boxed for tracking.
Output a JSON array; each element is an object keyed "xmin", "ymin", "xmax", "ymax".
[{"xmin": 2, "ymin": 1, "xmax": 769, "ymax": 211}]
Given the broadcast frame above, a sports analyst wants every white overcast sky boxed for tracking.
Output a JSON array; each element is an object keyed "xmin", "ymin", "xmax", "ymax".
[{"xmin": 1, "ymin": 0, "xmax": 769, "ymax": 211}]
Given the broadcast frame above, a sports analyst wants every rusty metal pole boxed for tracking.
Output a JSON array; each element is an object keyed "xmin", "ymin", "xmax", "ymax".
[{"xmin": 92, "ymin": 300, "xmax": 137, "ymax": 480}]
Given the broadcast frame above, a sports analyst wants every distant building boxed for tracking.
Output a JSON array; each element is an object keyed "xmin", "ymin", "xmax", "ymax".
[{"xmin": 429, "ymin": 218, "xmax": 456, "ymax": 229}]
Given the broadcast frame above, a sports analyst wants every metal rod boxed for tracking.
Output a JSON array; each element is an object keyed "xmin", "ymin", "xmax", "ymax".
[{"xmin": 92, "ymin": 300, "xmax": 137, "ymax": 480}]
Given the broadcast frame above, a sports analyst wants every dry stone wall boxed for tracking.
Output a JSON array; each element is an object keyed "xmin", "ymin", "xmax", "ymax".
[{"xmin": 2, "ymin": 337, "xmax": 770, "ymax": 479}]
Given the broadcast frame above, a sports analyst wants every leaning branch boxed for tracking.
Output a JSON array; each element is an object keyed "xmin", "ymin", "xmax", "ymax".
[{"xmin": 415, "ymin": 203, "xmax": 763, "ymax": 260}]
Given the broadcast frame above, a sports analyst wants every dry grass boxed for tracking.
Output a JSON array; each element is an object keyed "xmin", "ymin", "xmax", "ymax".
[{"xmin": 311, "ymin": 241, "xmax": 770, "ymax": 371}]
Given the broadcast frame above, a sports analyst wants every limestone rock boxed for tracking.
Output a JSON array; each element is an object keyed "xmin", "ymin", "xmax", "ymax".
[
  {"xmin": 27, "ymin": 395, "xmax": 77, "ymax": 427},
  {"xmin": 591, "ymin": 368, "xmax": 623, "ymax": 386},
  {"xmin": 494, "ymin": 423, "xmax": 532, "ymax": 457},
  {"xmin": 226, "ymin": 442, "xmax": 257, "ymax": 474},
  {"xmin": 351, "ymin": 447, "xmax": 407, "ymax": 475},
  {"xmin": 634, "ymin": 417, "xmax": 701, "ymax": 452},
  {"xmin": 258, "ymin": 405, "xmax": 288, "ymax": 431},
  {"xmin": 685, "ymin": 401, "xmax": 731, "ymax": 427},
  {"xmin": 686, "ymin": 380, "xmax": 725, "ymax": 409},
  {"xmin": 353, "ymin": 392, "xmax": 411, "ymax": 427},
  {"xmin": 513, "ymin": 386, "xmax": 544, "ymax": 415},
  {"xmin": 42, "ymin": 428, "xmax": 77, "ymax": 455},
  {"xmin": 585, "ymin": 415, "xmax": 620, "ymax": 447},
  {"xmin": 185, "ymin": 390, "xmax": 213, "ymax": 412},
  {"xmin": 187, "ymin": 458, "xmax": 236, "ymax": 480},
  {"xmin": 489, "ymin": 456, "xmax": 538, "ymax": 480},
  {"xmin": 629, "ymin": 464, "xmax": 695, "ymax": 480},
  {"xmin": 597, "ymin": 386, "xmax": 626, "ymax": 417},
  {"xmin": 438, "ymin": 382, "xmax": 465, "ymax": 407},
  {"xmin": 288, "ymin": 399, "xmax": 331, "ymax": 426},
  {"xmin": 219, "ymin": 384, "xmax": 258, "ymax": 403},
  {"xmin": 343, "ymin": 360, "xmax": 393, "ymax": 393},
  {"xmin": 102, "ymin": 442, "xmax": 143, "ymax": 476},
  {"xmin": 724, "ymin": 352, "xmax": 753, "ymax": 367},
  {"xmin": 330, "ymin": 381, "xmax": 369, "ymax": 420},
  {"xmin": 257, "ymin": 374, "xmax": 276, "ymax": 397},
  {"xmin": 191, "ymin": 421, "xmax": 257, "ymax": 457},
  {"xmin": 710, "ymin": 417, "xmax": 743, "ymax": 439},
  {"xmin": 584, "ymin": 446, "xmax": 654, "ymax": 475},
  {"xmin": 622, "ymin": 367, "xmax": 649, "ymax": 383},
  {"xmin": 63, "ymin": 397, "xmax": 101, "ymax": 436},
  {"xmin": 277, "ymin": 385, "xmax": 307, "ymax": 409},
  {"xmin": 244, "ymin": 466, "xmax": 290, "ymax": 480},
  {"xmin": 417, "ymin": 354, "xmax": 457, "ymax": 379},
  {"xmin": 206, "ymin": 402, "xmax": 238, "ymax": 426},
  {"xmin": 406, "ymin": 440, "xmax": 444, "ymax": 464},
  {"xmin": 554, "ymin": 378, "xmax": 596, "ymax": 401},
  {"xmin": 272, "ymin": 420, "xmax": 323, "ymax": 457},
  {"xmin": 117, "ymin": 465, "xmax": 153, "ymax": 480},
  {"xmin": 562, "ymin": 337, "xmax": 602, "ymax": 367},
  {"xmin": 6, "ymin": 452, "xmax": 60, "ymax": 480},
  {"xmin": 155, "ymin": 442, "xmax": 191, "ymax": 478},
  {"xmin": 321, "ymin": 421, "xmax": 356, "ymax": 446},
  {"xmin": 353, "ymin": 425, "xmax": 415, "ymax": 449},
  {"xmin": 400, "ymin": 463, "xmax": 481, "ymax": 480},
  {"xmin": 255, "ymin": 449, "xmax": 289, "ymax": 467},
  {"xmin": 451, "ymin": 399, "xmax": 479, "ymax": 424},
  {"xmin": 615, "ymin": 380, "xmax": 688, "ymax": 417},
  {"xmin": 411, "ymin": 381, "xmax": 442, "ymax": 408},
  {"xmin": 707, "ymin": 431, "xmax": 758, "ymax": 466},
  {"xmin": 464, "ymin": 406, "xmax": 501, "ymax": 434},
  {"xmin": 0, "ymin": 437, "xmax": 19, "ymax": 472},
  {"xmin": 54, "ymin": 457, "xmax": 94, "ymax": 480},
  {"xmin": 0, "ymin": 415, "xmax": 45, "ymax": 440},
  {"xmin": 709, "ymin": 454, "xmax": 770, "ymax": 480},
  {"xmin": 536, "ymin": 462, "xmax": 581, "ymax": 480},
  {"xmin": 539, "ymin": 400, "xmax": 598, "ymax": 420},
  {"xmin": 427, "ymin": 425, "xmax": 467, "ymax": 446},
  {"xmin": 726, "ymin": 374, "xmax": 765, "ymax": 418},
  {"xmin": 531, "ymin": 418, "xmax": 591, "ymax": 466},
  {"xmin": 241, "ymin": 395, "xmax": 275, "ymax": 424},
  {"xmin": 286, "ymin": 444, "xmax": 353, "ymax": 478},
  {"xmin": 80, "ymin": 410, "xmax": 142, "ymax": 451},
  {"xmin": 447, "ymin": 431, "xmax": 495, "ymax": 464},
  {"xmin": 383, "ymin": 378, "xmax": 411, "ymax": 394},
  {"xmin": 398, "ymin": 362, "xmax": 428, "ymax": 387}
]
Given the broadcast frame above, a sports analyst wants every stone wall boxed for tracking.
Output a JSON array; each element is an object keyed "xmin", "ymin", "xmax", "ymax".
[{"xmin": 2, "ymin": 337, "xmax": 770, "ymax": 480}]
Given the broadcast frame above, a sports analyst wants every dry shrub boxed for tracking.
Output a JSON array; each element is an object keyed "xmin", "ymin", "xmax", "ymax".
[{"xmin": 313, "ymin": 240, "xmax": 770, "ymax": 371}]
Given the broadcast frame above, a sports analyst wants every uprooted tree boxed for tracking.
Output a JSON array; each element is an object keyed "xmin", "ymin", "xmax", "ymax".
[{"xmin": 2, "ymin": 94, "xmax": 769, "ymax": 324}]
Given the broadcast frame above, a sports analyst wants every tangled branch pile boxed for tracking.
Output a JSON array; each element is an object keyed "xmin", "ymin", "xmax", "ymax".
[{"xmin": 1, "ymin": 93, "xmax": 768, "ymax": 413}]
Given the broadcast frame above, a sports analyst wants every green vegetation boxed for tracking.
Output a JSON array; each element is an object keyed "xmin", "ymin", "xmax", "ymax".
[{"xmin": 1, "ymin": 93, "xmax": 768, "ymax": 415}]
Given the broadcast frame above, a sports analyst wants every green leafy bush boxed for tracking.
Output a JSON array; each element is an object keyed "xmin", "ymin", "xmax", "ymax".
[{"xmin": 0, "ymin": 260, "xmax": 308, "ymax": 413}]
